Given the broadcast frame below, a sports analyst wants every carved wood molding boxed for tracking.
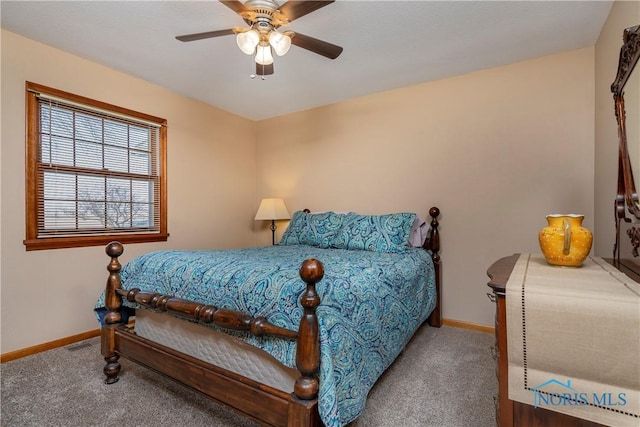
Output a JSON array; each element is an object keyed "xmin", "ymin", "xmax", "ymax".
[
  {"xmin": 611, "ymin": 25, "xmax": 640, "ymax": 96},
  {"xmin": 627, "ymin": 226, "xmax": 640, "ymax": 257}
]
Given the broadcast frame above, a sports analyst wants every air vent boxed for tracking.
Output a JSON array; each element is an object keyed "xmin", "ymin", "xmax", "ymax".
[{"xmin": 66, "ymin": 341, "xmax": 92, "ymax": 351}]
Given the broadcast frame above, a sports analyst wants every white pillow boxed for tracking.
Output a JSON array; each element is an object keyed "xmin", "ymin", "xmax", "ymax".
[{"xmin": 409, "ymin": 215, "xmax": 428, "ymax": 247}]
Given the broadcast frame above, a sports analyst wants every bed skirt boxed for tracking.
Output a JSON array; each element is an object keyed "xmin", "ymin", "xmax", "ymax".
[{"xmin": 506, "ymin": 253, "xmax": 640, "ymax": 426}]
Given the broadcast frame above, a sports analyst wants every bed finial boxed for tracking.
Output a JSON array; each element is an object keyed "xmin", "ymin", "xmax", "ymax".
[
  {"xmin": 103, "ymin": 241, "xmax": 124, "ymax": 384},
  {"xmin": 425, "ymin": 207, "xmax": 440, "ymax": 256},
  {"xmin": 426, "ymin": 207, "xmax": 442, "ymax": 327},
  {"xmin": 294, "ymin": 258, "xmax": 323, "ymax": 404},
  {"xmin": 104, "ymin": 241, "xmax": 124, "ymax": 325},
  {"xmin": 299, "ymin": 258, "xmax": 324, "ymax": 284},
  {"xmin": 106, "ymin": 241, "xmax": 124, "ymax": 258}
]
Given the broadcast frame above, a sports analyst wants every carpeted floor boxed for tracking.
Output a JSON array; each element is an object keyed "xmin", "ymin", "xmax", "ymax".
[{"xmin": 1, "ymin": 325, "xmax": 496, "ymax": 427}]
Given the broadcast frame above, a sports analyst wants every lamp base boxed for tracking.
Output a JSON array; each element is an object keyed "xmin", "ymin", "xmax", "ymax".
[{"xmin": 270, "ymin": 220, "xmax": 277, "ymax": 246}]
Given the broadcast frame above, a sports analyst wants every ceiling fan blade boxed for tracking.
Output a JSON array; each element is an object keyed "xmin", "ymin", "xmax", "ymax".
[
  {"xmin": 256, "ymin": 63, "xmax": 274, "ymax": 76},
  {"xmin": 176, "ymin": 28, "xmax": 235, "ymax": 42},
  {"xmin": 219, "ymin": 0, "xmax": 248, "ymax": 15},
  {"xmin": 279, "ymin": 1, "xmax": 334, "ymax": 22},
  {"xmin": 290, "ymin": 32, "xmax": 343, "ymax": 59}
]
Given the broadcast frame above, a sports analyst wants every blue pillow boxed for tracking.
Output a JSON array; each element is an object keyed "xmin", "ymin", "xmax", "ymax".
[
  {"xmin": 330, "ymin": 212, "xmax": 416, "ymax": 253},
  {"xmin": 280, "ymin": 211, "xmax": 345, "ymax": 248}
]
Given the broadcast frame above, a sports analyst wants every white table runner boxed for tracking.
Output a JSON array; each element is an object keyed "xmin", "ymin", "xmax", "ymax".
[{"xmin": 506, "ymin": 254, "xmax": 640, "ymax": 426}]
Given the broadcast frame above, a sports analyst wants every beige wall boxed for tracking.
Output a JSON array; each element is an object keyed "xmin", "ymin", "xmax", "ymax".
[
  {"xmin": 0, "ymin": 30, "xmax": 257, "ymax": 353},
  {"xmin": 1, "ymin": 24, "xmax": 601, "ymax": 353},
  {"xmin": 594, "ymin": 1, "xmax": 640, "ymax": 258},
  {"xmin": 256, "ymin": 48, "xmax": 596, "ymax": 327}
]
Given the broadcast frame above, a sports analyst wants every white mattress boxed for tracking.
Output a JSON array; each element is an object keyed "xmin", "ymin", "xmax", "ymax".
[{"xmin": 134, "ymin": 308, "xmax": 298, "ymax": 392}]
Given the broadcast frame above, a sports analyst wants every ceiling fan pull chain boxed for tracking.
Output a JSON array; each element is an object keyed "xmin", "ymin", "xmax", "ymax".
[{"xmin": 250, "ymin": 54, "xmax": 257, "ymax": 79}]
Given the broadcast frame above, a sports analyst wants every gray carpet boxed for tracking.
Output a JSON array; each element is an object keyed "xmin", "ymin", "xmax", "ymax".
[{"xmin": 1, "ymin": 326, "xmax": 496, "ymax": 427}]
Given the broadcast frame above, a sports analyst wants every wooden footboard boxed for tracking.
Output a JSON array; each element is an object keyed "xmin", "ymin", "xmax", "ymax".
[
  {"xmin": 102, "ymin": 242, "xmax": 323, "ymax": 426},
  {"xmin": 101, "ymin": 206, "xmax": 442, "ymax": 426}
]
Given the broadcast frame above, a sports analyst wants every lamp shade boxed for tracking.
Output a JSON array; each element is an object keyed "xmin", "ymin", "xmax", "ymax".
[
  {"xmin": 255, "ymin": 44, "xmax": 274, "ymax": 65},
  {"xmin": 236, "ymin": 29, "xmax": 259, "ymax": 55},
  {"xmin": 255, "ymin": 198, "xmax": 290, "ymax": 220},
  {"xmin": 269, "ymin": 30, "xmax": 291, "ymax": 56}
]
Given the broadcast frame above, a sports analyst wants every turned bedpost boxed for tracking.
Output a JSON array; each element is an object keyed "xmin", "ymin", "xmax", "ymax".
[
  {"xmin": 424, "ymin": 207, "xmax": 442, "ymax": 327},
  {"xmin": 102, "ymin": 241, "xmax": 124, "ymax": 384},
  {"xmin": 289, "ymin": 258, "xmax": 323, "ymax": 426}
]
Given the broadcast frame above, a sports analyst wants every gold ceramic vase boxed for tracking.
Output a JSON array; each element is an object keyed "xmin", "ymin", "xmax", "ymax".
[{"xmin": 538, "ymin": 214, "xmax": 593, "ymax": 267}]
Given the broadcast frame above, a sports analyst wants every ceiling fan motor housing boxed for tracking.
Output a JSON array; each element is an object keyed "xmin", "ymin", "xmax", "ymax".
[{"xmin": 241, "ymin": 0, "xmax": 289, "ymax": 28}]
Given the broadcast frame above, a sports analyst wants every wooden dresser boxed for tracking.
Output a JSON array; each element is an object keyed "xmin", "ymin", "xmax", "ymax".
[{"xmin": 486, "ymin": 255, "xmax": 605, "ymax": 427}]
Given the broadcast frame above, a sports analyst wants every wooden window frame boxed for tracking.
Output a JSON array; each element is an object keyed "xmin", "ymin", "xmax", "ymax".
[{"xmin": 24, "ymin": 82, "xmax": 168, "ymax": 251}]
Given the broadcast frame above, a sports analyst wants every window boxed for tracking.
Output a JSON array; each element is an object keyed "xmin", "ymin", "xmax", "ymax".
[{"xmin": 24, "ymin": 82, "xmax": 168, "ymax": 250}]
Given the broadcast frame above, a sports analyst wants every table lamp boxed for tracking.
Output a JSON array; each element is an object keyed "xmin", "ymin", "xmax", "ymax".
[{"xmin": 254, "ymin": 198, "xmax": 290, "ymax": 245}]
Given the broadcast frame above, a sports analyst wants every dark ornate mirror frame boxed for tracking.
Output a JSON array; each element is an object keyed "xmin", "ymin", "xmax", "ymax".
[{"xmin": 613, "ymin": 24, "xmax": 640, "ymax": 267}]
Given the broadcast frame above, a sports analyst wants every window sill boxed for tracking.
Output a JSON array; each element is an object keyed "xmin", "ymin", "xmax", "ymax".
[{"xmin": 24, "ymin": 233, "xmax": 169, "ymax": 251}]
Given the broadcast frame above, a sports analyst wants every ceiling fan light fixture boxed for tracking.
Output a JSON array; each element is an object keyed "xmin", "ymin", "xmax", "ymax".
[
  {"xmin": 255, "ymin": 44, "xmax": 274, "ymax": 65},
  {"xmin": 236, "ymin": 29, "xmax": 259, "ymax": 55},
  {"xmin": 269, "ymin": 30, "xmax": 291, "ymax": 56},
  {"xmin": 176, "ymin": 0, "xmax": 342, "ymax": 78}
]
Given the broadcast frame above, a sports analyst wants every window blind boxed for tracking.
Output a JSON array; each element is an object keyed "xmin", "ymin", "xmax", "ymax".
[{"xmin": 36, "ymin": 96, "xmax": 161, "ymax": 237}]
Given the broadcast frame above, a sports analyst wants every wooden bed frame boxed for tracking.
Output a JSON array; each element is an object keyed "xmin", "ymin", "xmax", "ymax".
[{"xmin": 101, "ymin": 207, "xmax": 442, "ymax": 426}]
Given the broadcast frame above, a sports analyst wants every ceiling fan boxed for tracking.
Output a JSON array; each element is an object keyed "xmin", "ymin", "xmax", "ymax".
[{"xmin": 175, "ymin": 0, "xmax": 343, "ymax": 77}]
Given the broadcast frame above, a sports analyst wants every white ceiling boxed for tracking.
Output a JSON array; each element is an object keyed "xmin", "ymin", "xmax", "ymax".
[{"xmin": 1, "ymin": 1, "xmax": 613, "ymax": 121}]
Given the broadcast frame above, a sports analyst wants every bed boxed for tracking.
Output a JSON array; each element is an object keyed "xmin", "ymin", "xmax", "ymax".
[{"xmin": 97, "ymin": 207, "xmax": 442, "ymax": 426}]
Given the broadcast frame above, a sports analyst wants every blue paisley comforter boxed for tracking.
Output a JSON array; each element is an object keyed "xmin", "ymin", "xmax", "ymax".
[{"xmin": 95, "ymin": 245, "xmax": 436, "ymax": 426}]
